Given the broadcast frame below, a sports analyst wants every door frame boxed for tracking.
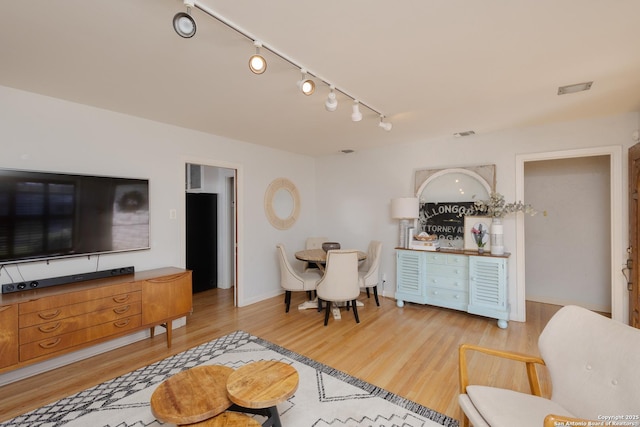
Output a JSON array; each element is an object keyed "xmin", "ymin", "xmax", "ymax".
[
  {"xmin": 515, "ymin": 146, "xmax": 625, "ymax": 322},
  {"xmin": 181, "ymin": 156, "xmax": 243, "ymax": 307}
]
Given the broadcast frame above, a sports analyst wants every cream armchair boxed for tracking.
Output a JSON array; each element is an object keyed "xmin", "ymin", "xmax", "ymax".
[
  {"xmin": 359, "ymin": 240, "xmax": 382, "ymax": 306},
  {"xmin": 276, "ymin": 244, "xmax": 321, "ymax": 313},
  {"xmin": 458, "ymin": 305, "xmax": 640, "ymax": 427}
]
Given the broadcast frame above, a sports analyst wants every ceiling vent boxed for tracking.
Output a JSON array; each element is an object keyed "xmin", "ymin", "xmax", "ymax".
[{"xmin": 557, "ymin": 81, "xmax": 593, "ymax": 95}]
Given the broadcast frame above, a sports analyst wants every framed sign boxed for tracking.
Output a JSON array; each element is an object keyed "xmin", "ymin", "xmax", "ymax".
[
  {"xmin": 419, "ymin": 202, "xmax": 475, "ymax": 247},
  {"xmin": 464, "ymin": 216, "xmax": 491, "ymax": 251}
]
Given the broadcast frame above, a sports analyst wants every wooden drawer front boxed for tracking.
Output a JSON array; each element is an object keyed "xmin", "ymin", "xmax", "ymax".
[
  {"xmin": 428, "ymin": 263, "xmax": 467, "ymax": 279},
  {"xmin": 426, "ymin": 288, "xmax": 468, "ymax": 310},
  {"xmin": 142, "ymin": 271, "xmax": 192, "ymax": 325},
  {"xmin": 0, "ymin": 305, "xmax": 19, "ymax": 370},
  {"xmin": 20, "ymin": 315, "xmax": 141, "ymax": 361},
  {"xmin": 19, "ymin": 282, "xmax": 142, "ymax": 315},
  {"xmin": 426, "ymin": 274, "xmax": 467, "ymax": 291},
  {"xmin": 19, "ymin": 291, "xmax": 142, "ymax": 328},
  {"xmin": 424, "ymin": 252, "xmax": 448, "ymax": 265},
  {"xmin": 19, "ymin": 302, "xmax": 142, "ymax": 344}
]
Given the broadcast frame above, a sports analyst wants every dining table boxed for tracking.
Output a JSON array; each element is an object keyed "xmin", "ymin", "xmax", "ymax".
[
  {"xmin": 294, "ymin": 248, "xmax": 367, "ymax": 319},
  {"xmin": 294, "ymin": 248, "xmax": 367, "ymax": 272}
]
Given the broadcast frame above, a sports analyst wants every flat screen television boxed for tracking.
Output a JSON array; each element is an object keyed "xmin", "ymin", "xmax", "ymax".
[{"xmin": 0, "ymin": 168, "xmax": 150, "ymax": 264}]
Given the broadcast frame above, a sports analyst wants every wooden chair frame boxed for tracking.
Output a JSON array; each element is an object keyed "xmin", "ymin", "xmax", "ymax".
[{"xmin": 458, "ymin": 343, "xmax": 600, "ymax": 427}]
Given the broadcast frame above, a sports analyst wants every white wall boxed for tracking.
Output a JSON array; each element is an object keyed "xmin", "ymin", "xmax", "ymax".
[
  {"xmin": 314, "ymin": 112, "xmax": 639, "ymax": 322},
  {"xmin": 0, "ymin": 85, "xmax": 317, "ymax": 306},
  {"xmin": 524, "ymin": 156, "xmax": 611, "ymax": 312}
]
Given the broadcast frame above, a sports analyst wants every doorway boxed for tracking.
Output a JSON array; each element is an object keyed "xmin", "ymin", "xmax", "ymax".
[
  {"xmin": 185, "ymin": 162, "xmax": 238, "ymax": 303},
  {"xmin": 515, "ymin": 146, "xmax": 624, "ymax": 323},
  {"xmin": 523, "ymin": 156, "xmax": 611, "ymax": 312}
]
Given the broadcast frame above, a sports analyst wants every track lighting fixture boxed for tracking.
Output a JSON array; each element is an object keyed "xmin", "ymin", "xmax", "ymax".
[
  {"xmin": 351, "ymin": 101, "xmax": 363, "ymax": 122},
  {"xmin": 378, "ymin": 115, "xmax": 392, "ymax": 131},
  {"xmin": 169, "ymin": 3, "xmax": 391, "ymax": 129},
  {"xmin": 297, "ymin": 69, "xmax": 315, "ymax": 96},
  {"xmin": 325, "ymin": 86, "xmax": 338, "ymax": 112},
  {"xmin": 173, "ymin": 0, "xmax": 196, "ymax": 38},
  {"xmin": 249, "ymin": 41, "xmax": 267, "ymax": 74}
]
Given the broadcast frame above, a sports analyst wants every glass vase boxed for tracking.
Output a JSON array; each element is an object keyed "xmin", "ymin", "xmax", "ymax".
[{"xmin": 490, "ymin": 218, "xmax": 504, "ymax": 255}]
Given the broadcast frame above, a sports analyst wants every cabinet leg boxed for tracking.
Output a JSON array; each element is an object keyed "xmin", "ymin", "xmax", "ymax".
[
  {"xmin": 497, "ymin": 319, "xmax": 508, "ymax": 329},
  {"xmin": 165, "ymin": 320, "xmax": 172, "ymax": 347}
]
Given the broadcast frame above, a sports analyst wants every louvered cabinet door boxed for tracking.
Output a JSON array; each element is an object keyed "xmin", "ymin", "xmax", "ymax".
[
  {"xmin": 468, "ymin": 256, "xmax": 509, "ymax": 328},
  {"xmin": 395, "ymin": 249, "xmax": 428, "ymax": 307}
]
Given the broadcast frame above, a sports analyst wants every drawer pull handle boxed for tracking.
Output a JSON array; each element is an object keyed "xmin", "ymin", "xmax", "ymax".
[
  {"xmin": 113, "ymin": 305, "xmax": 130, "ymax": 315},
  {"xmin": 113, "ymin": 295, "xmax": 131, "ymax": 303},
  {"xmin": 147, "ymin": 273, "xmax": 184, "ymax": 284},
  {"xmin": 38, "ymin": 309, "xmax": 61, "ymax": 320},
  {"xmin": 39, "ymin": 338, "xmax": 61, "ymax": 349},
  {"xmin": 114, "ymin": 319, "xmax": 131, "ymax": 328},
  {"xmin": 38, "ymin": 322, "xmax": 61, "ymax": 333}
]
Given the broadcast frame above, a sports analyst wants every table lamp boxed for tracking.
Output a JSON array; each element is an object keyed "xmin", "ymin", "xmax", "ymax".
[{"xmin": 391, "ymin": 197, "xmax": 419, "ymax": 248}]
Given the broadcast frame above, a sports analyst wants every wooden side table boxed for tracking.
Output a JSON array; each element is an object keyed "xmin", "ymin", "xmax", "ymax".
[
  {"xmin": 188, "ymin": 411, "xmax": 261, "ymax": 426},
  {"xmin": 226, "ymin": 361, "xmax": 299, "ymax": 427},
  {"xmin": 150, "ymin": 365, "xmax": 234, "ymax": 425}
]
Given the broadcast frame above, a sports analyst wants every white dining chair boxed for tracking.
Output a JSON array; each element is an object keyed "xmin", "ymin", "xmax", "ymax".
[
  {"xmin": 315, "ymin": 249, "xmax": 361, "ymax": 326},
  {"xmin": 359, "ymin": 240, "xmax": 382, "ymax": 306},
  {"xmin": 302, "ymin": 236, "xmax": 329, "ymax": 272},
  {"xmin": 276, "ymin": 244, "xmax": 322, "ymax": 313}
]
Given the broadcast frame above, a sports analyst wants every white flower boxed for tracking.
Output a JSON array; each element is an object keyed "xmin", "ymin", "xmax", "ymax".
[{"xmin": 472, "ymin": 192, "xmax": 537, "ymax": 219}]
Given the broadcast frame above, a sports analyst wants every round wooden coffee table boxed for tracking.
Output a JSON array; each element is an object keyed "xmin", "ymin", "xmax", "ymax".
[
  {"xmin": 226, "ymin": 361, "xmax": 299, "ymax": 427},
  {"xmin": 150, "ymin": 365, "xmax": 234, "ymax": 425},
  {"xmin": 187, "ymin": 411, "xmax": 262, "ymax": 426}
]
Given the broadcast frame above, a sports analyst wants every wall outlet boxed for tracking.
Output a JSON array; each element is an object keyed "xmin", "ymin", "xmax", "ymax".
[{"xmin": 169, "ymin": 209, "xmax": 177, "ymax": 220}]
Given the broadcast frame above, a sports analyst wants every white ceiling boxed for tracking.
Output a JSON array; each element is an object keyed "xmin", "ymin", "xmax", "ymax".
[{"xmin": 1, "ymin": 0, "xmax": 639, "ymax": 157}]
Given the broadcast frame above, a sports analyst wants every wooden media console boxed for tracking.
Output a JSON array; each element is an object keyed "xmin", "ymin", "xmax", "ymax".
[{"xmin": 0, "ymin": 267, "xmax": 192, "ymax": 373}]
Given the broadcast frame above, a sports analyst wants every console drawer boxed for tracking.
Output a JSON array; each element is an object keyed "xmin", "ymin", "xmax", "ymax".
[
  {"xmin": 426, "ymin": 287, "xmax": 468, "ymax": 311},
  {"xmin": 20, "ymin": 315, "xmax": 142, "ymax": 361},
  {"xmin": 19, "ymin": 291, "xmax": 141, "ymax": 328},
  {"xmin": 18, "ymin": 282, "xmax": 141, "ymax": 315},
  {"xmin": 19, "ymin": 302, "xmax": 142, "ymax": 344}
]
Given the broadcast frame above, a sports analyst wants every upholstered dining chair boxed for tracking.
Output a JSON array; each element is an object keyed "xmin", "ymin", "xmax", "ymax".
[
  {"xmin": 315, "ymin": 250, "xmax": 361, "ymax": 326},
  {"xmin": 358, "ymin": 240, "xmax": 382, "ymax": 306},
  {"xmin": 458, "ymin": 305, "xmax": 640, "ymax": 427},
  {"xmin": 302, "ymin": 236, "xmax": 329, "ymax": 272},
  {"xmin": 276, "ymin": 244, "xmax": 322, "ymax": 313}
]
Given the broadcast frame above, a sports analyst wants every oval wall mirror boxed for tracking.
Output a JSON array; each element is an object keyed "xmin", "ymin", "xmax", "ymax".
[{"xmin": 264, "ymin": 178, "xmax": 300, "ymax": 230}]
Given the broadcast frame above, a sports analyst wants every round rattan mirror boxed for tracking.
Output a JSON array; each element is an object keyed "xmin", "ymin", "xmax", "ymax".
[{"xmin": 264, "ymin": 178, "xmax": 300, "ymax": 230}]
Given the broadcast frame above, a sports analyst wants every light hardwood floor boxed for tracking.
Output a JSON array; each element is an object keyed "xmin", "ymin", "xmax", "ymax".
[{"xmin": 0, "ymin": 289, "xmax": 562, "ymax": 424}]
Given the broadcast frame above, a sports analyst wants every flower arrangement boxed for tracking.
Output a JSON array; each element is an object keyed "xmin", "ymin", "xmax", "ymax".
[
  {"xmin": 472, "ymin": 192, "xmax": 537, "ymax": 219},
  {"xmin": 471, "ymin": 224, "xmax": 487, "ymax": 248}
]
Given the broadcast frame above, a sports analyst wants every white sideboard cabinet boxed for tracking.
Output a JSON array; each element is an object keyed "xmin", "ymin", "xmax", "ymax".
[{"xmin": 395, "ymin": 248, "xmax": 509, "ymax": 328}]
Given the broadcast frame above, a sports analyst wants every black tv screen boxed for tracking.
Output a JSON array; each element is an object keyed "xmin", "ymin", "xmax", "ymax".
[{"xmin": 0, "ymin": 169, "xmax": 150, "ymax": 264}]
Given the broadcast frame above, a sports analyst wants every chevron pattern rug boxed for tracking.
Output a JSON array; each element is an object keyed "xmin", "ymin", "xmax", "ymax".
[{"xmin": 0, "ymin": 330, "xmax": 458, "ymax": 427}]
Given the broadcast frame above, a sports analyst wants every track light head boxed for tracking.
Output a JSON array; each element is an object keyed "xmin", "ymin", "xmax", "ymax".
[
  {"xmin": 173, "ymin": 1, "xmax": 196, "ymax": 38},
  {"xmin": 351, "ymin": 101, "xmax": 362, "ymax": 122},
  {"xmin": 297, "ymin": 70, "xmax": 315, "ymax": 96},
  {"xmin": 378, "ymin": 115, "xmax": 392, "ymax": 131},
  {"xmin": 325, "ymin": 86, "xmax": 338, "ymax": 112},
  {"xmin": 249, "ymin": 41, "xmax": 267, "ymax": 74}
]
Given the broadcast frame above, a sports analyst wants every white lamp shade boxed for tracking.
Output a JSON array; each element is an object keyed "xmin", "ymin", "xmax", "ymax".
[{"xmin": 391, "ymin": 197, "xmax": 419, "ymax": 219}]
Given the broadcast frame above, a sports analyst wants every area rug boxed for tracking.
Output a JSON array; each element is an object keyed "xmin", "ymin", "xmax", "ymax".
[{"xmin": 1, "ymin": 330, "xmax": 459, "ymax": 427}]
